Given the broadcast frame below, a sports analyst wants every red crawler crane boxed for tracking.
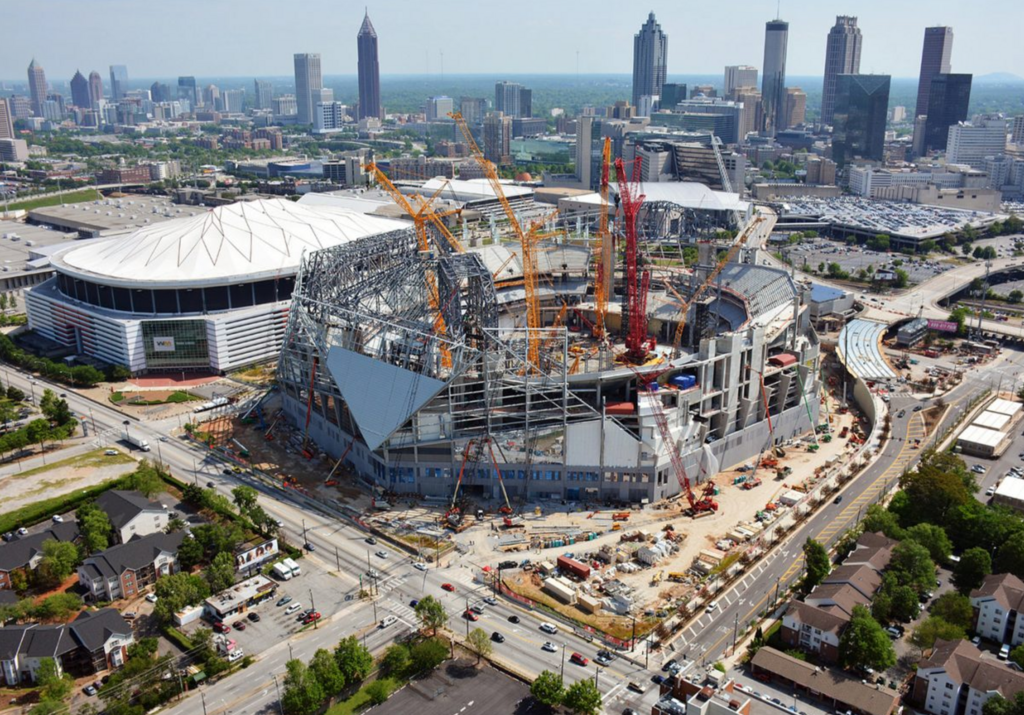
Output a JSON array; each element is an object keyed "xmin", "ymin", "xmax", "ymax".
[{"xmin": 614, "ymin": 157, "xmax": 655, "ymax": 363}]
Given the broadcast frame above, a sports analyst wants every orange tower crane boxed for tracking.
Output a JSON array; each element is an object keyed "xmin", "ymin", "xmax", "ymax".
[{"xmin": 450, "ymin": 111, "xmax": 543, "ymax": 369}]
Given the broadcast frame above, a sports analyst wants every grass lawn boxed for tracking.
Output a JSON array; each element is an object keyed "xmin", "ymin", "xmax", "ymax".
[
  {"xmin": 325, "ymin": 677, "xmax": 398, "ymax": 715},
  {"xmin": 0, "ymin": 476, "xmax": 125, "ymax": 534},
  {"xmin": 6, "ymin": 189, "xmax": 102, "ymax": 212},
  {"xmin": 15, "ymin": 447, "xmax": 135, "ymax": 479},
  {"xmin": 110, "ymin": 390, "xmax": 197, "ymax": 405}
]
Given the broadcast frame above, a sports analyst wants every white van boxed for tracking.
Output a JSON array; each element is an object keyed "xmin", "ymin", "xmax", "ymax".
[{"xmin": 380, "ymin": 615, "xmax": 397, "ymax": 628}]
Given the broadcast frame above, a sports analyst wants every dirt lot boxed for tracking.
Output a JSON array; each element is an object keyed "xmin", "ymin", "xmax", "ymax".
[{"xmin": 0, "ymin": 448, "xmax": 136, "ymax": 514}]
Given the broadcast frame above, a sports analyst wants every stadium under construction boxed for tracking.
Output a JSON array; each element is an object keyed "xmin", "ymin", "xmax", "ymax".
[{"xmin": 276, "ymin": 166, "xmax": 820, "ymax": 508}]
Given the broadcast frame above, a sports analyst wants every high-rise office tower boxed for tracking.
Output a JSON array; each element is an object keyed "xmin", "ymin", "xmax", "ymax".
[
  {"xmin": 177, "ymin": 76, "xmax": 198, "ymax": 108},
  {"xmin": 88, "ymin": 71, "xmax": 104, "ymax": 107},
  {"xmin": 109, "ymin": 65, "xmax": 129, "ymax": 100},
  {"xmin": 27, "ymin": 59, "xmax": 47, "ymax": 116},
  {"xmin": 915, "ymin": 27, "xmax": 954, "ymax": 119},
  {"xmin": 1014, "ymin": 116, "xmax": 1024, "ymax": 145},
  {"xmin": 483, "ymin": 112, "xmax": 512, "ymax": 165},
  {"xmin": 203, "ymin": 85, "xmax": 221, "ymax": 110},
  {"xmin": 222, "ymin": 89, "xmax": 245, "ymax": 114},
  {"xmin": 254, "ymin": 80, "xmax": 273, "ymax": 110},
  {"xmin": 946, "ymin": 116, "xmax": 1009, "ymax": 169},
  {"xmin": 660, "ymin": 83, "xmax": 688, "ymax": 109},
  {"xmin": 357, "ymin": 11, "xmax": 382, "ymax": 120},
  {"xmin": 761, "ymin": 19, "xmax": 789, "ymax": 135},
  {"xmin": 632, "ymin": 12, "xmax": 668, "ymax": 109},
  {"xmin": 0, "ymin": 99, "xmax": 14, "ymax": 140},
  {"xmin": 735, "ymin": 87, "xmax": 763, "ymax": 141},
  {"xmin": 294, "ymin": 53, "xmax": 323, "ymax": 126},
  {"xmin": 821, "ymin": 16, "xmax": 862, "ymax": 125},
  {"xmin": 494, "ymin": 81, "xmax": 532, "ymax": 119},
  {"xmin": 426, "ymin": 96, "xmax": 454, "ymax": 122},
  {"xmin": 150, "ymin": 81, "xmax": 170, "ymax": 103},
  {"xmin": 923, "ymin": 73, "xmax": 972, "ymax": 153},
  {"xmin": 724, "ymin": 66, "xmax": 758, "ymax": 100},
  {"xmin": 459, "ymin": 97, "xmax": 488, "ymax": 124},
  {"xmin": 783, "ymin": 88, "xmax": 807, "ymax": 128},
  {"xmin": 70, "ymin": 70, "xmax": 90, "ymax": 108},
  {"xmin": 832, "ymin": 74, "xmax": 890, "ymax": 166}
]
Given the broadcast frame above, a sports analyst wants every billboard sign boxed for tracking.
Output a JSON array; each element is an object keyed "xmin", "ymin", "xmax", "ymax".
[
  {"xmin": 927, "ymin": 320, "xmax": 958, "ymax": 333},
  {"xmin": 152, "ymin": 337, "xmax": 176, "ymax": 352}
]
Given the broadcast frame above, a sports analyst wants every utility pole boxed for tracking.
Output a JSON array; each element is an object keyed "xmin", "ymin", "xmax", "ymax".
[
  {"xmin": 309, "ymin": 588, "xmax": 318, "ymax": 629},
  {"xmin": 302, "ymin": 518, "xmax": 307, "ymax": 546},
  {"xmin": 273, "ymin": 674, "xmax": 284, "ymax": 715},
  {"xmin": 335, "ymin": 545, "xmax": 341, "ymax": 573},
  {"xmin": 200, "ymin": 691, "xmax": 208, "ymax": 715},
  {"xmin": 560, "ymin": 643, "xmax": 567, "ymax": 682},
  {"xmin": 732, "ymin": 612, "xmax": 739, "ymax": 652}
]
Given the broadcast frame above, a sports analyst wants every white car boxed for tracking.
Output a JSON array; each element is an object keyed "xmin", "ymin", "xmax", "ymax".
[
  {"xmin": 542, "ymin": 641, "xmax": 557, "ymax": 652},
  {"xmin": 285, "ymin": 603, "xmax": 302, "ymax": 615},
  {"xmin": 706, "ymin": 601, "xmax": 719, "ymax": 613},
  {"xmin": 52, "ymin": 515, "xmax": 64, "ymax": 523},
  {"xmin": 539, "ymin": 622, "xmax": 558, "ymax": 634},
  {"xmin": 145, "ymin": 594, "xmax": 158, "ymax": 603},
  {"xmin": 413, "ymin": 562, "xmax": 428, "ymax": 572},
  {"xmin": 375, "ymin": 550, "xmax": 389, "ymax": 559},
  {"xmin": 227, "ymin": 649, "xmax": 244, "ymax": 663}
]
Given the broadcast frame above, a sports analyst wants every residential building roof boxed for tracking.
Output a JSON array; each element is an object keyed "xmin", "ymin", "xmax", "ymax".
[
  {"xmin": 0, "ymin": 522, "xmax": 80, "ymax": 572},
  {"xmin": 69, "ymin": 609, "xmax": 133, "ymax": 652},
  {"xmin": 94, "ymin": 490, "xmax": 165, "ymax": 531},
  {"xmin": 80, "ymin": 531, "xmax": 185, "ymax": 581},
  {"xmin": 920, "ymin": 639, "xmax": 1024, "ymax": 700},
  {"xmin": 970, "ymin": 572, "xmax": 1024, "ymax": 612},
  {"xmin": 0, "ymin": 625, "xmax": 32, "ymax": 660},
  {"xmin": 822, "ymin": 564, "xmax": 884, "ymax": 599},
  {"xmin": 784, "ymin": 598, "xmax": 850, "ymax": 634},
  {"xmin": 805, "ymin": 583, "xmax": 870, "ymax": 617},
  {"xmin": 751, "ymin": 647, "xmax": 900, "ymax": 715},
  {"xmin": 21, "ymin": 624, "xmax": 76, "ymax": 659}
]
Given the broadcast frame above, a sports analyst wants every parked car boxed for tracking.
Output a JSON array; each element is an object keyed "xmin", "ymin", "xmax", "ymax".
[
  {"xmin": 705, "ymin": 601, "xmax": 718, "ymax": 613},
  {"xmin": 232, "ymin": 621, "xmax": 246, "ymax": 631},
  {"xmin": 247, "ymin": 613, "xmax": 261, "ymax": 622},
  {"xmin": 277, "ymin": 596, "xmax": 292, "ymax": 607},
  {"xmin": 834, "ymin": 495, "xmax": 843, "ymax": 505},
  {"xmin": 285, "ymin": 603, "xmax": 302, "ymax": 615},
  {"xmin": 145, "ymin": 593, "xmax": 158, "ymax": 603},
  {"xmin": 652, "ymin": 674, "xmax": 666, "ymax": 684},
  {"xmin": 213, "ymin": 622, "xmax": 231, "ymax": 634},
  {"xmin": 1000, "ymin": 644, "xmax": 1011, "ymax": 660},
  {"xmin": 83, "ymin": 685, "xmax": 97, "ymax": 696}
]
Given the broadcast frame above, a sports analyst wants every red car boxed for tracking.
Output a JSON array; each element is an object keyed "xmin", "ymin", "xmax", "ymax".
[
  {"xmin": 570, "ymin": 652, "xmax": 589, "ymax": 666},
  {"xmin": 302, "ymin": 612, "xmax": 322, "ymax": 624},
  {"xmin": 441, "ymin": 583, "xmax": 455, "ymax": 592},
  {"xmin": 463, "ymin": 609, "xmax": 479, "ymax": 621},
  {"xmin": 232, "ymin": 621, "xmax": 246, "ymax": 631},
  {"xmin": 213, "ymin": 622, "xmax": 231, "ymax": 634}
]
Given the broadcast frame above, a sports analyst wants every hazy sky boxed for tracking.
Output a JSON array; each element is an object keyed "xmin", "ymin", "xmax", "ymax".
[{"xmin": 3, "ymin": 0, "xmax": 1022, "ymax": 81}]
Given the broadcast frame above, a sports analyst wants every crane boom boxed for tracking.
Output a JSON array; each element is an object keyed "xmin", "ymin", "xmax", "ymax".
[{"xmin": 450, "ymin": 112, "xmax": 542, "ymax": 369}]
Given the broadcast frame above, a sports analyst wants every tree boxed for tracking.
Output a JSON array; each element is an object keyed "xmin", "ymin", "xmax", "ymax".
[
  {"xmin": 153, "ymin": 573, "xmax": 210, "ymax": 623},
  {"xmin": 746, "ymin": 625, "xmax": 766, "ymax": 660},
  {"xmin": 894, "ymin": 269, "xmax": 910, "ymax": 289},
  {"xmin": 334, "ymin": 636, "xmax": 373, "ymax": 684},
  {"xmin": 281, "ymin": 659, "xmax": 324, "ymax": 715},
  {"xmin": 203, "ymin": 551, "xmax": 236, "ymax": 594},
  {"xmin": 996, "ymin": 532, "xmax": 1024, "ymax": 579},
  {"xmin": 381, "ymin": 643, "xmax": 411, "ymax": 676},
  {"xmin": 838, "ymin": 605, "xmax": 896, "ymax": 671},
  {"xmin": 409, "ymin": 637, "xmax": 448, "ymax": 672},
  {"xmin": 896, "ymin": 457, "xmax": 972, "ymax": 528},
  {"xmin": 467, "ymin": 627, "xmax": 492, "ymax": 663},
  {"xmin": 33, "ymin": 593, "xmax": 82, "ymax": 622},
  {"xmin": 930, "ymin": 592, "xmax": 974, "ymax": 631},
  {"xmin": 415, "ymin": 595, "xmax": 448, "ymax": 635},
  {"xmin": 309, "ymin": 647, "xmax": 345, "ymax": 696},
  {"xmin": 563, "ymin": 679, "xmax": 602, "ymax": 715},
  {"xmin": 888, "ymin": 540, "xmax": 935, "ymax": 593},
  {"xmin": 364, "ymin": 679, "xmax": 392, "ymax": 705},
  {"xmin": 888, "ymin": 584, "xmax": 922, "ymax": 623},
  {"xmin": 123, "ymin": 460, "xmax": 164, "ymax": 498},
  {"xmin": 910, "ymin": 616, "xmax": 965, "ymax": 651},
  {"xmin": 1012, "ymin": 646, "xmax": 1024, "ymax": 669},
  {"xmin": 801, "ymin": 538, "xmax": 831, "ymax": 593},
  {"xmin": 983, "ymin": 694, "xmax": 1024, "ymax": 715},
  {"xmin": 904, "ymin": 523, "xmax": 953, "ymax": 564},
  {"xmin": 953, "ymin": 547, "xmax": 992, "ymax": 595},
  {"xmin": 77, "ymin": 501, "xmax": 113, "ymax": 554},
  {"xmin": 1010, "ymin": 290, "xmax": 1024, "ymax": 305},
  {"xmin": 6, "ymin": 385, "xmax": 24, "ymax": 401},
  {"xmin": 38, "ymin": 539, "xmax": 80, "ymax": 585},
  {"xmin": 231, "ymin": 485, "xmax": 258, "ymax": 516},
  {"xmin": 176, "ymin": 536, "xmax": 204, "ymax": 572},
  {"xmin": 36, "ymin": 657, "xmax": 72, "ymax": 702},
  {"xmin": 862, "ymin": 504, "xmax": 904, "ymax": 540},
  {"xmin": 530, "ymin": 670, "xmax": 565, "ymax": 709}
]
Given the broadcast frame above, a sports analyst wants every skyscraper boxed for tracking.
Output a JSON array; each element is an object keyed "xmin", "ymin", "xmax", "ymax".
[
  {"xmin": 724, "ymin": 66, "xmax": 758, "ymax": 101},
  {"xmin": 294, "ymin": 53, "xmax": 323, "ymax": 126},
  {"xmin": 483, "ymin": 112, "xmax": 512, "ymax": 165},
  {"xmin": 426, "ymin": 96, "xmax": 454, "ymax": 122},
  {"xmin": 783, "ymin": 87, "xmax": 807, "ymax": 128},
  {"xmin": 150, "ymin": 81, "xmax": 170, "ymax": 103},
  {"xmin": 254, "ymin": 80, "xmax": 273, "ymax": 110},
  {"xmin": 832, "ymin": 74, "xmax": 890, "ymax": 166},
  {"xmin": 177, "ymin": 77, "xmax": 198, "ymax": 108},
  {"xmin": 632, "ymin": 13, "xmax": 668, "ymax": 109},
  {"xmin": 0, "ymin": 99, "xmax": 14, "ymax": 140},
  {"xmin": 660, "ymin": 83, "xmax": 688, "ymax": 109},
  {"xmin": 109, "ymin": 65, "xmax": 129, "ymax": 101},
  {"xmin": 923, "ymin": 73, "xmax": 972, "ymax": 153},
  {"xmin": 761, "ymin": 19, "xmax": 789, "ymax": 135},
  {"xmin": 357, "ymin": 11, "xmax": 382, "ymax": 120},
  {"xmin": 821, "ymin": 16, "xmax": 862, "ymax": 125},
  {"xmin": 70, "ymin": 70, "xmax": 90, "ymax": 108},
  {"xmin": 494, "ymin": 81, "xmax": 532, "ymax": 119},
  {"xmin": 915, "ymin": 27, "xmax": 954, "ymax": 119},
  {"xmin": 27, "ymin": 59, "xmax": 47, "ymax": 116},
  {"xmin": 88, "ymin": 71, "xmax": 104, "ymax": 107}
]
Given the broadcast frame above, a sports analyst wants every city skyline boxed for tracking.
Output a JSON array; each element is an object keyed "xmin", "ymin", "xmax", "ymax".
[{"xmin": 1, "ymin": 0, "xmax": 1020, "ymax": 81}]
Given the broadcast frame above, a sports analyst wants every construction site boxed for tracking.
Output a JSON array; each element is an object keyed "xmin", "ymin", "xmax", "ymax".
[{"xmin": 185, "ymin": 112, "xmax": 837, "ymax": 633}]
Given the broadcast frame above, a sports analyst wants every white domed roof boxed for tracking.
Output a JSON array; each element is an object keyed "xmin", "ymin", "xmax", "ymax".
[{"xmin": 54, "ymin": 198, "xmax": 407, "ymax": 288}]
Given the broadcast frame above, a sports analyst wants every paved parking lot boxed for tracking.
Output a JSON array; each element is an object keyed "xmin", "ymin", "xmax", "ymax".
[
  {"xmin": 959, "ymin": 415, "xmax": 1024, "ymax": 502},
  {"xmin": 372, "ymin": 660, "xmax": 531, "ymax": 715},
  {"xmin": 782, "ymin": 238, "xmax": 955, "ymax": 286},
  {"xmin": 731, "ymin": 668, "xmax": 831, "ymax": 715}
]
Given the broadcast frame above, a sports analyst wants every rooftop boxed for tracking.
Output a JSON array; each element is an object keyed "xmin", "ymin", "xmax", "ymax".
[
  {"xmin": 94, "ymin": 489, "xmax": 165, "ymax": 531},
  {"xmin": 28, "ymin": 196, "xmax": 205, "ymax": 235},
  {"xmin": 958, "ymin": 424, "xmax": 1007, "ymax": 448},
  {"xmin": 988, "ymin": 398, "xmax": 1023, "ymax": 417},
  {"xmin": 995, "ymin": 477, "xmax": 1024, "ymax": 503},
  {"xmin": 51, "ymin": 198, "xmax": 408, "ymax": 289},
  {"xmin": 919, "ymin": 639, "xmax": 1024, "ymax": 701}
]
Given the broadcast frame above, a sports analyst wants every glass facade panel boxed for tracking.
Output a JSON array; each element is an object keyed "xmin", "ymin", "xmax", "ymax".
[{"xmin": 141, "ymin": 320, "xmax": 209, "ymax": 369}]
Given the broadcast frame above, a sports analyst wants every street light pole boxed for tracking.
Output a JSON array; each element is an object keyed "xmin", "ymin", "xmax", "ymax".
[
  {"xmin": 560, "ymin": 643, "xmax": 566, "ymax": 682},
  {"xmin": 273, "ymin": 674, "xmax": 284, "ymax": 715},
  {"xmin": 309, "ymin": 588, "xmax": 318, "ymax": 630}
]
